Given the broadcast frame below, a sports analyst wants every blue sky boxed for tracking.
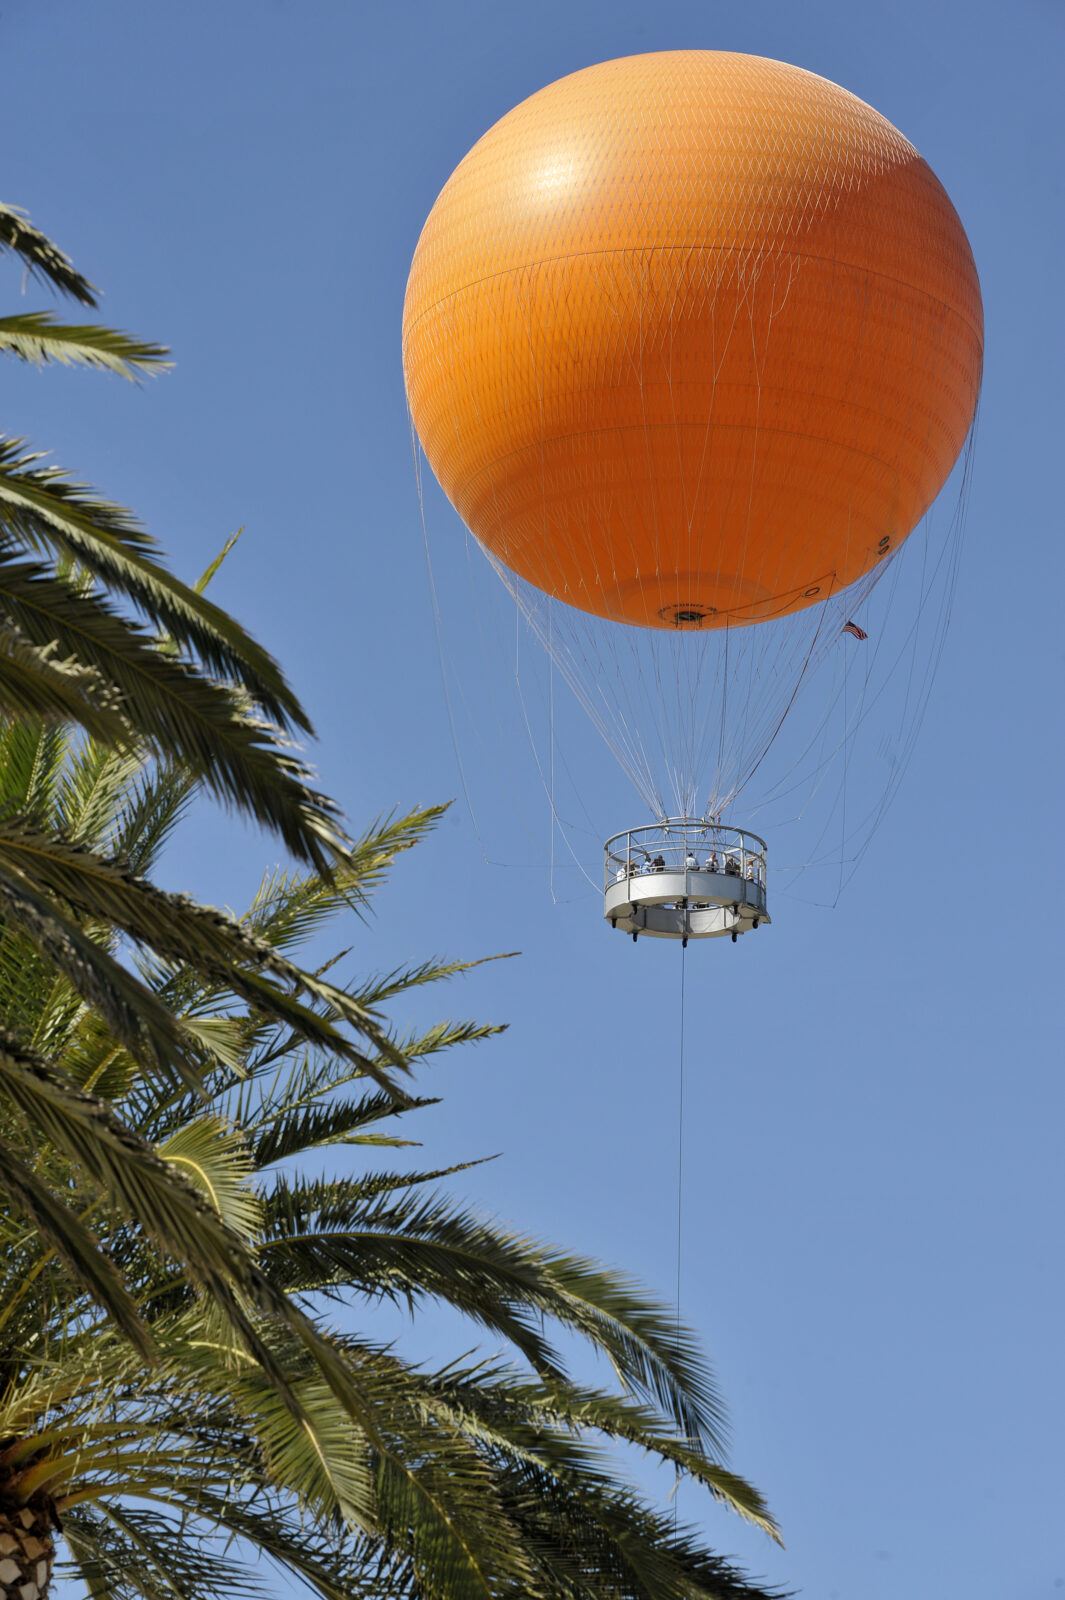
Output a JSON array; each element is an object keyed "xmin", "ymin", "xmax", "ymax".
[{"xmin": 6, "ymin": 1, "xmax": 1064, "ymax": 1596}]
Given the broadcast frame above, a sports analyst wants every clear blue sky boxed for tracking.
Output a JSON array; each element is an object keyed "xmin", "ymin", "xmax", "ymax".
[{"xmin": 6, "ymin": 2, "xmax": 1063, "ymax": 1596}]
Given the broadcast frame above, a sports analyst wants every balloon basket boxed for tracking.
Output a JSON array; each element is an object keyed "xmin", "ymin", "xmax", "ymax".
[{"xmin": 604, "ymin": 820, "xmax": 769, "ymax": 946}]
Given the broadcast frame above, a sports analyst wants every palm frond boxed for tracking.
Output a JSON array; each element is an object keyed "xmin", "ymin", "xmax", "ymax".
[
  {"xmin": 349, "ymin": 956, "xmax": 515, "ymax": 1011},
  {"xmin": 0, "ymin": 624, "xmax": 132, "ymax": 743},
  {"xmin": 260, "ymin": 1179, "xmax": 728, "ymax": 1453},
  {"xmin": 62, "ymin": 1504, "xmax": 257, "ymax": 1600},
  {"xmin": 0, "ymin": 1038, "xmax": 408, "ymax": 1432},
  {"xmin": 0, "ymin": 313, "xmax": 168, "ymax": 378},
  {"xmin": 0, "ymin": 1038, "xmax": 263, "ymax": 1303},
  {"xmin": 157, "ymin": 1115, "xmax": 263, "ymax": 1238},
  {"xmin": 0, "ymin": 438, "xmax": 310, "ymax": 733},
  {"xmin": 466, "ymin": 1371, "xmax": 780, "ymax": 1540},
  {"xmin": 0, "ymin": 819, "xmax": 424, "ymax": 1096},
  {"xmin": 0, "ymin": 715, "xmax": 70, "ymax": 820},
  {"xmin": 192, "ymin": 528, "xmax": 244, "ymax": 595},
  {"xmin": 0, "ymin": 1133, "xmax": 151, "ymax": 1356},
  {"xmin": 57, "ymin": 740, "xmax": 149, "ymax": 850},
  {"xmin": 201, "ymin": 1361, "xmax": 377, "ymax": 1528},
  {"xmin": 0, "ymin": 203, "xmax": 96, "ymax": 303},
  {"xmin": 113, "ymin": 1490, "xmax": 387, "ymax": 1600},
  {"xmin": 106, "ymin": 758, "xmax": 194, "ymax": 873},
  {"xmin": 52, "ymin": 1011, "xmax": 138, "ymax": 1099},
  {"xmin": 361, "ymin": 1017, "xmax": 505, "ymax": 1076},
  {"xmin": 0, "ymin": 550, "xmax": 345, "ymax": 867},
  {"xmin": 0, "ymin": 859, "xmax": 207, "ymax": 1086},
  {"xmin": 244, "ymin": 804, "xmax": 451, "ymax": 948},
  {"xmin": 250, "ymin": 1089, "xmax": 441, "ymax": 1166}
]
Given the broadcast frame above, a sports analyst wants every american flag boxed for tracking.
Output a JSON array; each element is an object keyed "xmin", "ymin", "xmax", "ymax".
[{"xmin": 842, "ymin": 620, "xmax": 868, "ymax": 641}]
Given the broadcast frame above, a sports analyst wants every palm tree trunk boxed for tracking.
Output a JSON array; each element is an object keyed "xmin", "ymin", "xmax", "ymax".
[{"xmin": 0, "ymin": 1504, "xmax": 54, "ymax": 1600}]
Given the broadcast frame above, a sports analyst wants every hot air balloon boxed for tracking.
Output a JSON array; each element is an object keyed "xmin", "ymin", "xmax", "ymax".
[{"xmin": 403, "ymin": 50, "xmax": 983, "ymax": 944}]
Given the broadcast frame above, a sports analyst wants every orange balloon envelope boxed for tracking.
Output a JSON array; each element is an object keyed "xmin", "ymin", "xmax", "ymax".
[{"xmin": 403, "ymin": 51, "xmax": 983, "ymax": 631}]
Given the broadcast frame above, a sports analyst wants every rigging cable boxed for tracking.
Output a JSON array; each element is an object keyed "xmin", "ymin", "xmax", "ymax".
[{"xmin": 674, "ymin": 939, "xmax": 688, "ymax": 1530}]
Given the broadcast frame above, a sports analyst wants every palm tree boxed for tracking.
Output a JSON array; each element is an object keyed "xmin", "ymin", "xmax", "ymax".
[
  {"xmin": 0, "ymin": 202, "xmax": 343, "ymax": 869},
  {"xmin": 0, "ymin": 717, "xmax": 785, "ymax": 1600}
]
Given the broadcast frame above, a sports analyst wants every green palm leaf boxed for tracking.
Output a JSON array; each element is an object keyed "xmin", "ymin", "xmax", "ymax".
[
  {"xmin": 0, "ymin": 860, "xmax": 205, "ymax": 1084},
  {"xmin": 0, "ymin": 625, "xmax": 131, "ymax": 742},
  {"xmin": 157, "ymin": 1115, "xmax": 263, "ymax": 1238},
  {"xmin": 0, "ymin": 440, "xmax": 310, "ymax": 734},
  {"xmin": 0, "ymin": 203, "xmax": 96, "ymax": 303},
  {"xmin": 0, "ymin": 817, "xmax": 406, "ymax": 1086},
  {"xmin": 0, "ymin": 1134, "xmax": 151, "ymax": 1357},
  {"xmin": 0, "ymin": 552, "xmax": 345, "ymax": 862},
  {"xmin": 243, "ymin": 804, "xmax": 453, "ymax": 948},
  {"xmin": 0, "ymin": 313, "xmax": 168, "ymax": 378},
  {"xmin": 62, "ymin": 1504, "xmax": 256, "ymax": 1600}
]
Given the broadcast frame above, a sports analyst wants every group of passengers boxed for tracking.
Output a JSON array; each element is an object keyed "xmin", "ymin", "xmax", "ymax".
[{"xmin": 615, "ymin": 849, "xmax": 761, "ymax": 884}]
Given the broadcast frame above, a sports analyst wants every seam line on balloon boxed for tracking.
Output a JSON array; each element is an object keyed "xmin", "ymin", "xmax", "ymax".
[{"xmin": 402, "ymin": 243, "xmax": 984, "ymax": 344}]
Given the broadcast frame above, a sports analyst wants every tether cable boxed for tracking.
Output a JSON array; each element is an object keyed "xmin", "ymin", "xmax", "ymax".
[{"xmin": 674, "ymin": 940, "xmax": 687, "ymax": 1532}]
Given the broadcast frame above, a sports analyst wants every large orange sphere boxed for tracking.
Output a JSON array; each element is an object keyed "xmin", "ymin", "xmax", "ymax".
[{"xmin": 403, "ymin": 51, "xmax": 983, "ymax": 630}]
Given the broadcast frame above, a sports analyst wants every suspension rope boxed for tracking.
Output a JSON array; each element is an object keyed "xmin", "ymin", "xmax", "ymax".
[{"xmin": 674, "ymin": 940, "xmax": 688, "ymax": 1531}]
